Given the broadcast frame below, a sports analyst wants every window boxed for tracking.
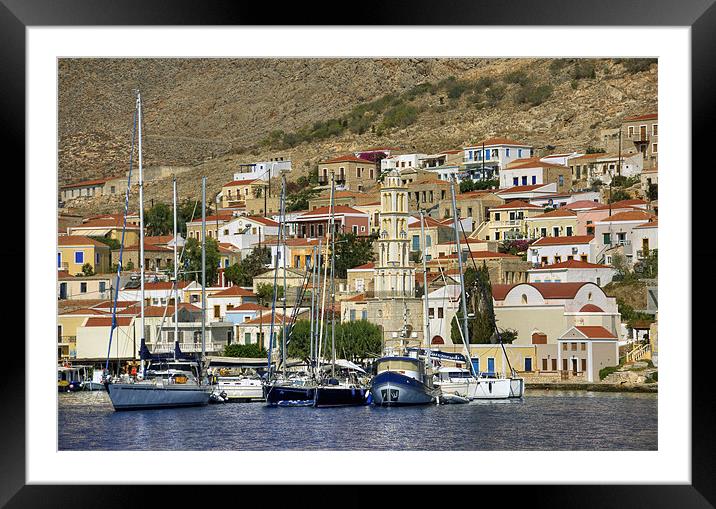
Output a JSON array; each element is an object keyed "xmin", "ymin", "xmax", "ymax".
[
  {"xmin": 571, "ymin": 342, "xmax": 577, "ymax": 351},
  {"xmin": 74, "ymin": 251, "xmax": 84, "ymax": 264},
  {"xmin": 581, "ymin": 359, "xmax": 587, "ymax": 372},
  {"xmin": 540, "ymin": 228, "xmax": 547, "ymax": 238},
  {"xmin": 581, "ymin": 343, "xmax": 586, "ymax": 351},
  {"xmin": 80, "ymin": 282, "xmax": 87, "ymax": 293},
  {"xmin": 518, "ymin": 149, "xmax": 523, "ymax": 157},
  {"xmin": 57, "ymin": 253, "xmax": 61, "ymax": 268},
  {"xmin": 506, "ymin": 148, "xmax": 510, "ymax": 157},
  {"xmin": 652, "ymin": 124, "xmax": 658, "ymax": 136},
  {"xmin": 531, "ymin": 175, "xmax": 537, "ymax": 184},
  {"xmin": 553, "ymin": 227, "xmax": 560, "ymax": 237},
  {"xmin": 521, "ymin": 176, "xmax": 527, "ymax": 185},
  {"xmin": 438, "ymin": 307, "xmax": 444, "ymax": 319},
  {"xmin": 603, "ymin": 233, "xmax": 611, "ymax": 245},
  {"xmin": 110, "ymin": 186, "xmax": 116, "ymax": 194},
  {"xmin": 352, "ymin": 225, "xmax": 358, "ymax": 234},
  {"xmin": 361, "ymin": 225, "xmax": 366, "ymax": 232},
  {"xmin": 513, "ymin": 177, "xmax": 518, "ymax": 186},
  {"xmin": 428, "ymin": 307, "xmax": 435, "ymax": 319},
  {"xmin": 361, "ymin": 310, "xmax": 367, "ymax": 320},
  {"xmin": 558, "ymin": 175, "xmax": 565, "ymax": 187},
  {"xmin": 485, "ymin": 150, "xmax": 491, "ymax": 161},
  {"xmin": 554, "ymin": 256, "xmax": 561, "ymax": 263},
  {"xmin": 562, "ymin": 343, "xmax": 568, "ymax": 351},
  {"xmin": 350, "ymin": 309, "xmax": 356, "ymax": 321},
  {"xmin": 214, "ymin": 305, "xmax": 220, "ymax": 318},
  {"xmin": 412, "ymin": 235, "xmax": 420, "ymax": 251},
  {"xmin": 628, "ymin": 126, "xmax": 635, "ymax": 137},
  {"xmin": 245, "ymin": 333, "xmax": 251, "ymax": 345},
  {"xmin": 495, "ymin": 232, "xmax": 500, "ymax": 240},
  {"xmin": 566, "ymin": 226, "xmax": 573, "ymax": 236},
  {"xmin": 652, "ymin": 143, "xmax": 657, "ymax": 154},
  {"xmin": 494, "ymin": 212, "xmax": 501, "ymax": 221},
  {"xmin": 521, "ymin": 294, "xmax": 527, "ymax": 304},
  {"xmin": 99, "ymin": 281, "xmax": 106, "ymax": 293}
]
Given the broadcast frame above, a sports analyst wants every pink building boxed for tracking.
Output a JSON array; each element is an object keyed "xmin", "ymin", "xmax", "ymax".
[{"xmin": 571, "ymin": 199, "xmax": 649, "ymax": 235}]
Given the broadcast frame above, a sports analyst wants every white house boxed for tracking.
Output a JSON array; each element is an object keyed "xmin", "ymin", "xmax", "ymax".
[
  {"xmin": 380, "ymin": 153, "xmax": 427, "ymax": 172},
  {"xmin": 496, "ymin": 183, "xmax": 558, "ymax": 201},
  {"xmin": 217, "ymin": 215, "xmax": 279, "ymax": 251},
  {"xmin": 529, "ymin": 190, "xmax": 601, "ymax": 208},
  {"xmin": 463, "ymin": 137, "xmax": 534, "ymax": 181},
  {"xmin": 631, "ymin": 218, "xmax": 658, "ymax": 262},
  {"xmin": 234, "ymin": 159, "xmax": 291, "ymax": 181},
  {"xmin": 117, "ymin": 280, "xmax": 200, "ymax": 307},
  {"xmin": 206, "ymin": 286, "xmax": 259, "ymax": 321},
  {"xmin": 529, "ymin": 235, "xmax": 596, "ymax": 266},
  {"xmin": 528, "ymin": 259, "xmax": 616, "ymax": 287},
  {"xmin": 593, "ymin": 210, "xmax": 657, "ymax": 266},
  {"xmin": 425, "ymin": 284, "xmax": 461, "ymax": 346}
]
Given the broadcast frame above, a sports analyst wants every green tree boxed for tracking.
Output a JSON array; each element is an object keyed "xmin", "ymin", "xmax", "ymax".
[
  {"xmin": 256, "ymin": 283, "xmax": 283, "ymax": 306},
  {"xmin": 183, "ymin": 237, "xmax": 220, "ymax": 284},
  {"xmin": 144, "ymin": 202, "xmax": 173, "ymax": 236},
  {"xmin": 224, "ymin": 246, "xmax": 271, "ymax": 287},
  {"xmin": 332, "ymin": 233, "xmax": 376, "ymax": 278},
  {"xmin": 450, "ymin": 264, "xmax": 496, "ymax": 344},
  {"xmin": 224, "ymin": 343, "xmax": 267, "ymax": 358},
  {"xmin": 81, "ymin": 263, "xmax": 95, "ymax": 276},
  {"xmin": 647, "ymin": 182, "xmax": 658, "ymax": 201},
  {"xmin": 609, "ymin": 188, "xmax": 632, "ymax": 203}
]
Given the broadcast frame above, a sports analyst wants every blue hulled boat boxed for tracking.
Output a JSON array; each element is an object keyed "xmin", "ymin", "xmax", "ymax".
[{"xmin": 370, "ymin": 355, "xmax": 438, "ymax": 406}]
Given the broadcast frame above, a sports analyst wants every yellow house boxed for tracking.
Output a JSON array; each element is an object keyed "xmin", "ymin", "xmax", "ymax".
[
  {"xmin": 186, "ymin": 213, "xmax": 235, "ymax": 242},
  {"xmin": 67, "ymin": 216, "xmax": 140, "ymax": 246},
  {"xmin": 57, "ymin": 307, "xmax": 110, "ymax": 360},
  {"xmin": 319, "ymin": 155, "xmax": 378, "ymax": 192},
  {"xmin": 524, "ymin": 208, "xmax": 579, "ymax": 239},
  {"xmin": 58, "ymin": 235, "xmax": 111, "ymax": 274},
  {"xmin": 485, "ymin": 201, "xmax": 545, "ymax": 241},
  {"xmin": 220, "ymin": 179, "xmax": 269, "ymax": 208},
  {"xmin": 354, "ymin": 201, "xmax": 382, "ymax": 234}
]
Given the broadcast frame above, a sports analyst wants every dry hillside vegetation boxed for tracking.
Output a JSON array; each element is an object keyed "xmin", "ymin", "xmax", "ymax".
[{"xmin": 58, "ymin": 58, "xmax": 656, "ymax": 215}]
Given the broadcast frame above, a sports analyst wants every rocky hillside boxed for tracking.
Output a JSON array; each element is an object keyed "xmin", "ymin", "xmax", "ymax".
[{"xmin": 58, "ymin": 58, "xmax": 657, "ymax": 215}]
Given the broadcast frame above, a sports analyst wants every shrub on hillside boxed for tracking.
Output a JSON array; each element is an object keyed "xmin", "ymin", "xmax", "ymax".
[
  {"xmin": 571, "ymin": 60, "xmax": 596, "ymax": 80},
  {"xmin": 380, "ymin": 103, "xmax": 418, "ymax": 130},
  {"xmin": 617, "ymin": 58, "xmax": 657, "ymax": 73},
  {"xmin": 514, "ymin": 84, "xmax": 553, "ymax": 106}
]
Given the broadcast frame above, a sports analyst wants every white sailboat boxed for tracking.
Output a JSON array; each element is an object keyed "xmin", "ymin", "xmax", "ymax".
[
  {"xmin": 104, "ymin": 90, "xmax": 210, "ymax": 410},
  {"xmin": 431, "ymin": 175, "xmax": 516, "ymax": 400}
]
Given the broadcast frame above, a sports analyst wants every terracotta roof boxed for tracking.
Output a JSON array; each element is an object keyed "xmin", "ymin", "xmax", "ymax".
[
  {"xmin": 323, "ymin": 154, "xmax": 375, "ymax": 164},
  {"xmin": 344, "ymin": 293, "xmax": 367, "ymax": 302},
  {"xmin": 298, "ymin": 205, "xmax": 367, "ymax": 217},
  {"xmin": 91, "ymin": 300, "xmax": 138, "ymax": 309},
  {"xmin": 118, "ymin": 243, "xmax": 173, "ymax": 253},
  {"xmin": 186, "ymin": 213, "xmax": 234, "ymax": 225},
  {"xmin": 564, "ymin": 200, "xmax": 602, "ymax": 210},
  {"xmin": 85, "ymin": 316, "xmax": 133, "ymax": 327},
  {"xmin": 60, "ymin": 177, "xmax": 114, "ymax": 189},
  {"xmin": 408, "ymin": 216, "xmax": 447, "ymax": 228},
  {"xmin": 530, "ymin": 208, "xmax": 577, "ymax": 219},
  {"xmin": 634, "ymin": 219, "xmax": 658, "ymax": 229},
  {"xmin": 569, "ymin": 153, "xmax": 606, "ymax": 162},
  {"xmin": 223, "ymin": 179, "xmax": 259, "ymax": 187},
  {"xmin": 144, "ymin": 235, "xmax": 175, "ymax": 245},
  {"xmin": 596, "ymin": 210, "xmax": 655, "ymax": 223},
  {"xmin": 241, "ymin": 312, "xmax": 290, "ymax": 326},
  {"xmin": 579, "ymin": 304, "xmax": 605, "ymax": 312},
  {"xmin": 71, "ymin": 217, "xmax": 138, "ymax": 229},
  {"xmin": 492, "ymin": 282, "xmax": 594, "ymax": 301},
  {"xmin": 143, "ymin": 281, "xmax": 193, "ymax": 291},
  {"xmin": 456, "ymin": 190, "xmax": 498, "ymax": 200},
  {"xmin": 209, "ymin": 286, "xmax": 256, "ymax": 298},
  {"xmin": 531, "ymin": 235, "xmax": 594, "ymax": 246},
  {"xmin": 57, "ymin": 235, "xmax": 110, "ymax": 248},
  {"xmin": 623, "ymin": 113, "xmax": 657, "ymax": 121},
  {"xmin": 497, "ymin": 184, "xmax": 550, "ymax": 194},
  {"xmin": 226, "ymin": 303, "xmax": 272, "ymax": 312},
  {"xmin": 536, "ymin": 260, "xmax": 610, "ymax": 270},
  {"xmin": 244, "ymin": 216, "xmax": 280, "ymax": 227},
  {"xmin": 573, "ymin": 325, "xmax": 617, "ymax": 339},
  {"xmin": 59, "ymin": 307, "xmax": 110, "ymax": 316},
  {"xmin": 491, "ymin": 200, "xmax": 542, "ymax": 210},
  {"xmin": 348, "ymin": 262, "xmax": 375, "ymax": 270},
  {"xmin": 507, "ymin": 159, "xmax": 568, "ymax": 170}
]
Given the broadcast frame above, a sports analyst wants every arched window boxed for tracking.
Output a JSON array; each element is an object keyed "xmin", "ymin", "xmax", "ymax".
[{"xmin": 521, "ymin": 294, "xmax": 528, "ymax": 304}]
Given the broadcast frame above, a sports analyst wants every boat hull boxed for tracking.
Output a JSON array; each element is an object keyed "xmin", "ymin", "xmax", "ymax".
[
  {"xmin": 314, "ymin": 385, "xmax": 370, "ymax": 407},
  {"xmin": 509, "ymin": 377, "xmax": 525, "ymax": 398},
  {"xmin": 106, "ymin": 382, "xmax": 210, "ymax": 411},
  {"xmin": 264, "ymin": 383, "xmax": 316, "ymax": 406},
  {"xmin": 370, "ymin": 371, "xmax": 436, "ymax": 406},
  {"xmin": 215, "ymin": 378, "xmax": 265, "ymax": 401},
  {"xmin": 469, "ymin": 377, "xmax": 512, "ymax": 399}
]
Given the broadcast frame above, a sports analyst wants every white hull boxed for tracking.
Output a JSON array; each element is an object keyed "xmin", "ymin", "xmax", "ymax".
[
  {"xmin": 107, "ymin": 382, "xmax": 211, "ymax": 410},
  {"xmin": 436, "ymin": 377, "xmax": 513, "ymax": 400},
  {"xmin": 509, "ymin": 377, "xmax": 525, "ymax": 398},
  {"xmin": 215, "ymin": 377, "xmax": 265, "ymax": 401}
]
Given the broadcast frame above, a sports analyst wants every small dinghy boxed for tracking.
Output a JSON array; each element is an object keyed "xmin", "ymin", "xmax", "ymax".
[
  {"xmin": 439, "ymin": 393, "xmax": 470, "ymax": 405},
  {"xmin": 209, "ymin": 390, "xmax": 228, "ymax": 404}
]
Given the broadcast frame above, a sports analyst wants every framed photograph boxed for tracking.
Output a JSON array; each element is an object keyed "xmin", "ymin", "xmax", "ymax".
[{"xmin": 6, "ymin": 0, "xmax": 710, "ymax": 505}]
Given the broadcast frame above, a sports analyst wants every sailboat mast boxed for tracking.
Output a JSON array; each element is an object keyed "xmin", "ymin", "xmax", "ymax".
[
  {"xmin": 308, "ymin": 243, "xmax": 316, "ymax": 373},
  {"xmin": 173, "ymin": 177, "xmax": 178, "ymax": 360},
  {"xmin": 329, "ymin": 172, "xmax": 336, "ymax": 379},
  {"xmin": 137, "ymin": 91, "xmax": 146, "ymax": 371},
  {"xmin": 201, "ymin": 176, "xmax": 206, "ymax": 363},
  {"xmin": 420, "ymin": 209, "xmax": 430, "ymax": 351},
  {"xmin": 280, "ymin": 173, "xmax": 288, "ymax": 372},
  {"xmin": 449, "ymin": 175, "xmax": 475, "ymax": 373}
]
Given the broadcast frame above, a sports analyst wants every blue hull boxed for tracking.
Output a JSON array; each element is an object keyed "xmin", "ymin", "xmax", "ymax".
[
  {"xmin": 370, "ymin": 371, "xmax": 436, "ymax": 406},
  {"xmin": 264, "ymin": 384, "xmax": 316, "ymax": 406}
]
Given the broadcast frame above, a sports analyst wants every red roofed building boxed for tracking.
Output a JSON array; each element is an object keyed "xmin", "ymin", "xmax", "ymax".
[
  {"xmin": 206, "ymin": 285, "xmax": 258, "ymax": 320},
  {"xmin": 529, "ymin": 235, "xmax": 596, "ymax": 266},
  {"xmin": 490, "ymin": 281, "xmax": 620, "ymax": 379},
  {"xmin": 593, "ymin": 210, "xmax": 657, "ymax": 266},
  {"xmin": 485, "ymin": 200, "xmax": 546, "ymax": 242},
  {"xmin": 500, "ymin": 157, "xmax": 571, "ymax": 194},
  {"xmin": 319, "ymin": 154, "xmax": 378, "ymax": 191},
  {"xmin": 220, "ymin": 178, "xmax": 269, "ymax": 209},
  {"xmin": 291, "ymin": 205, "xmax": 370, "ymax": 238},
  {"xmin": 621, "ymin": 112, "xmax": 658, "ymax": 169}
]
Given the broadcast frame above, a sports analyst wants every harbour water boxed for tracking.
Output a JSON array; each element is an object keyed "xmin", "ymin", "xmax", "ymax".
[{"xmin": 58, "ymin": 390, "xmax": 657, "ymax": 451}]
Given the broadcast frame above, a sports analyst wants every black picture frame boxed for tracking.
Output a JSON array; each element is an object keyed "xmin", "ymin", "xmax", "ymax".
[{"xmin": 4, "ymin": 0, "xmax": 709, "ymax": 506}]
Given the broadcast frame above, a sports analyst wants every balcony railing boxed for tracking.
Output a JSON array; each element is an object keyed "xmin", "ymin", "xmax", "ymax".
[
  {"xmin": 491, "ymin": 220, "xmax": 524, "ymax": 228},
  {"xmin": 626, "ymin": 132, "xmax": 650, "ymax": 144},
  {"xmin": 152, "ymin": 342, "xmax": 223, "ymax": 354},
  {"xmin": 58, "ymin": 335, "xmax": 76, "ymax": 345}
]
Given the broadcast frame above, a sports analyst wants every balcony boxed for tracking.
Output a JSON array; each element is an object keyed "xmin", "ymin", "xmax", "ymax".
[
  {"xmin": 491, "ymin": 220, "xmax": 524, "ymax": 228},
  {"xmin": 626, "ymin": 132, "xmax": 650, "ymax": 144}
]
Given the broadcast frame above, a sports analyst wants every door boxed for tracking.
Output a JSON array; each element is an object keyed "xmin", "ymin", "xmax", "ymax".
[
  {"xmin": 542, "ymin": 358, "xmax": 548, "ymax": 371},
  {"xmin": 572, "ymin": 358, "xmax": 578, "ymax": 375},
  {"xmin": 59, "ymin": 282, "xmax": 67, "ymax": 299},
  {"xmin": 471, "ymin": 359, "xmax": 480, "ymax": 376},
  {"xmin": 552, "ymin": 359, "xmax": 557, "ymax": 371},
  {"xmin": 487, "ymin": 357, "xmax": 495, "ymax": 375},
  {"xmin": 524, "ymin": 358, "xmax": 532, "ymax": 372}
]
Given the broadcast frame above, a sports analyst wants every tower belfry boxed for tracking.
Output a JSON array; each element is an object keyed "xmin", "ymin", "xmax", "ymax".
[{"xmin": 375, "ymin": 169, "xmax": 414, "ymax": 297}]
